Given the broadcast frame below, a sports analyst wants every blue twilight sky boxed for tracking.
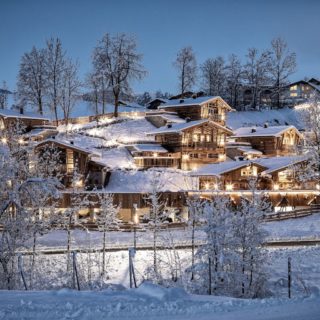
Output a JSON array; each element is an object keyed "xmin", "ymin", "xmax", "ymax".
[{"xmin": 0, "ymin": 0, "xmax": 320, "ymax": 94}]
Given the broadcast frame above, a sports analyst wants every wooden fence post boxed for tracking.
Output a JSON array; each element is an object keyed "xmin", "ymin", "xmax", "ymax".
[{"xmin": 288, "ymin": 257, "xmax": 292, "ymax": 299}]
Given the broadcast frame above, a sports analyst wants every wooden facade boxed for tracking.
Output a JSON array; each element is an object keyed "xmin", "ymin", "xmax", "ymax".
[
  {"xmin": 153, "ymin": 121, "xmax": 232, "ymax": 170},
  {"xmin": 160, "ymin": 96, "xmax": 232, "ymax": 126},
  {"xmin": 233, "ymin": 127, "xmax": 302, "ymax": 156},
  {"xmin": 35, "ymin": 140, "xmax": 109, "ymax": 189}
]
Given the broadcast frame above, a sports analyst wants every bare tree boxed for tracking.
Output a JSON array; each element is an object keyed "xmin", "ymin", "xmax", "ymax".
[
  {"xmin": 225, "ymin": 54, "xmax": 243, "ymax": 109},
  {"xmin": 201, "ymin": 57, "xmax": 226, "ymax": 96},
  {"xmin": 243, "ymin": 48, "xmax": 271, "ymax": 109},
  {"xmin": 92, "ymin": 33, "xmax": 146, "ymax": 117},
  {"xmin": 60, "ymin": 59, "xmax": 81, "ymax": 125},
  {"xmin": 269, "ymin": 37, "xmax": 296, "ymax": 108},
  {"xmin": 95, "ymin": 193, "xmax": 120, "ymax": 277},
  {"xmin": 174, "ymin": 46, "xmax": 197, "ymax": 97},
  {"xmin": 17, "ymin": 47, "xmax": 47, "ymax": 114},
  {"xmin": 45, "ymin": 37, "xmax": 66, "ymax": 122}
]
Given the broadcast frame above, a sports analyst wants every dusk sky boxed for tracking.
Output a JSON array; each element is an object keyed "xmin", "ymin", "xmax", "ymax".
[{"xmin": 1, "ymin": 0, "xmax": 320, "ymax": 94}]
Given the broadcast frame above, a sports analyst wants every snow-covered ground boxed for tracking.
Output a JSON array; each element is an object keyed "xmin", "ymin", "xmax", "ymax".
[
  {"xmin": 227, "ymin": 108, "xmax": 303, "ymax": 130},
  {"xmin": 0, "ymin": 283, "xmax": 319, "ymax": 320}
]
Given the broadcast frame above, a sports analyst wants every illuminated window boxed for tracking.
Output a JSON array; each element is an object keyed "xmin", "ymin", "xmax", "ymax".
[
  {"xmin": 290, "ymin": 92, "xmax": 298, "ymax": 97},
  {"xmin": 193, "ymin": 134, "xmax": 199, "ymax": 142},
  {"xmin": 241, "ymin": 166, "xmax": 258, "ymax": 176},
  {"xmin": 290, "ymin": 85, "xmax": 297, "ymax": 91},
  {"xmin": 200, "ymin": 135, "xmax": 205, "ymax": 142},
  {"xmin": 206, "ymin": 135, "xmax": 211, "ymax": 142}
]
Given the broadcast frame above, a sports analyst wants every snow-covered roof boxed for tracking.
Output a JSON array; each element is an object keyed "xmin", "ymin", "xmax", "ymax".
[
  {"xmin": 131, "ymin": 144, "xmax": 168, "ymax": 153},
  {"xmin": 255, "ymin": 155, "xmax": 309, "ymax": 175},
  {"xmin": 232, "ymin": 125, "xmax": 302, "ymax": 138},
  {"xmin": 0, "ymin": 108, "xmax": 50, "ymax": 121},
  {"xmin": 190, "ymin": 160, "xmax": 257, "ymax": 177},
  {"xmin": 158, "ymin": 96, "xmax": 232, "ymax": 110},
  {"xmin": 147, "ymin": 119, "xmax": 233, "ymax": 135},
  {"xmin": 157, "ymin": 113, "xmax": 186, "ymax": 124},
  {"xmin": 191, "ymin": 155, "xmax": 309, "ymax": 177},
  {"xmin": 104, "ymin": 169, "xmax": 193, "ymax": 193},
  {"xmin": 36, "ymin": 138, "xmax": 98, "ymax": 155},
  {"xmin": 236, "ymin": 146, "xmax": 263, "ymax": 155}
]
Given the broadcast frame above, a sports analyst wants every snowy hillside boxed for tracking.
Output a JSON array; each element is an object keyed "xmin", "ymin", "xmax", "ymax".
[{"xmin": 227, "ymin": 108, "xmax": 303, "ymax": 130}]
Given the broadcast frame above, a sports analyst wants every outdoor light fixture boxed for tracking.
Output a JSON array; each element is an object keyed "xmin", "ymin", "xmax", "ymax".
[
  {"xmin": 153, "ymin": 152, "xmax": 158, "ymax": 158},
  {"xmin": 182, "ymin": 154, "xmax": 189, "ymax": 160},
  {"xmin": 205, "ymin": 183, "xmax": 210, "ymax": 190},
  {"xmin": 273, "ymin": 184, "xmax": 280, "ymax": 191},
  {"xmin": 218, "ymin": 154, "xmax": 225, "ymax": 161},
  {"xmin": 226, "ymin": 183, "xmax": 233, "ymax": 191},
  {"xmin": 214, "ymin": 183, "xmax": 219, "ymax": 190},
  {"xmin": 1, "ymin": 137, "xmax": 7, "ymax": 144},
  {"xmin": 18, "ymin": 138, "xmax": 24, "ymax": 144}
]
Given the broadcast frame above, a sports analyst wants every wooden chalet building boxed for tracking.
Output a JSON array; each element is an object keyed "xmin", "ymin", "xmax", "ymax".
[
  {"xmin": 231, "ymin": 125, "xmax": 303, "ymax": 156},
  {"xmin": 147, "ymin": 119, "xmax": 233, "ymax": 170},
  {"xmin": 283, "ymin": 78, "xmax": 320, "ymax": 105},
  {"xmin": 35, "ymin": 139, "xmax": 110, "ymax": 189},
  {"xmin": 191, "ymin": 156, "xmax": 313, "ymax": 192},
  {"xmin": 0, "ymin": 107, "xmax": 50, "ymax": 131},
  {"xmin": 158, "ymin": 96, "xmax": 233, "ymax": 125}
]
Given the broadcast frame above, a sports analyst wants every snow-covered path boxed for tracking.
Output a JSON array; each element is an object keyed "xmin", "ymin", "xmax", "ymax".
[{"xmin": 0, "ymin": 284, "xmax": 319, "ymax": 320}]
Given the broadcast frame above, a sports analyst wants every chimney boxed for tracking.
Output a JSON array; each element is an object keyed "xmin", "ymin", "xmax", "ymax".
[
  {"xmin": 167, "ymin": 124, "xmax": 172, "ymax": 128},
  {"xmin": 179, "ymin": 99, "xmax": 184, "ymax": 103},
  {"xmin": 19, "ymin": 106, "xmax": 24, "ymax": 114},
  {"xmin": 70, "ymin": 141, "xmax": 74, "ymax": 145},
  {"xmin": 264, "ymin": 122, "xmax": 269, "ymax": 128},
  {"xmin": 192, "ymin": 94, "xmax": 197, "ymax": 99},
  {"xmin": 251, "ymin": 128, "xmax": 256, "ymax": 133},
  {"xmin": 185, "ymin": 117, "xmax": 191, "ymax": 123}
]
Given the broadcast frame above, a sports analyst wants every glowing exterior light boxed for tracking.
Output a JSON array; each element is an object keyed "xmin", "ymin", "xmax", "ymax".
[
  {"xmin": 182, "ymin": 154, "xmax": 189, "ymax": 160},
  {"xmin": 18, "ymin": 138, "xmax": 24, "ymax": 144},
  {"xmin": 153, "ymin": 152, "xmax": 158, "ymax": 158},
  {"xmin": 226, "ymin": 183, "xmax": 233, "ymax": 191},
  {"xmin": 1, "ymin": 137, "xmax": 7, "ymax": 144},
  {"xmin": 316, "ymin": 184, "xmax": 320, "ymax": 191},
  {"xmin": 204, "ymin": 183, "xmax": 210, "ymax": 190},
  {"xmin": 75, "ymin": 179, "xmax": 83, "ymax": 188},
  {"xmin": 218, "ymin": 154, "xmax": 225, "ymax": 161},
  {"xmin": 273, "ymin": 184, "xmax": 280, "ymax": 191},
  {"xmin": 214, "ymin": 184, "xmax": 219, "ymax": 190}
]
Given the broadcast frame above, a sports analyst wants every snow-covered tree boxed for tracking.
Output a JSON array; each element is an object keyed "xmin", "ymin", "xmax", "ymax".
[
  {"xmin": 186, "ymin": 195, "xmax": 204, "ymax": 281},
  {"xmin": 201, "ymin": 57, "xmax": 226, "ymax": 96},
  {"xmin": 92, "ymin": 33, "xmax": 146, "ymax": 117},
  {"xmin": 145, "ymin": 172, "xmax": 168, "ymax": 281},
  {"xmin": 17, "ymin": 46, "xmax": 47, "ymax": 114},
  {"xmin": 194, "ymin": 194, "xmax": 236, "ymax": 296},
  {"xmin": 95, "ymin": 192, "xmax": 121, "ymax": 276},
  {"xmin": 232, "ymin": 178, "xmax": 270, "ymax": 298},
  {"xmin": 298, "ymin": 93, "xmax": 320, "ymax": 187},
  {"xmin": 174, "ymin": 46, "xmax": 197, "ymax": 97},
  {"xmin": 0, "ymin": 122, "xmax": 60, "ymax": 289}
]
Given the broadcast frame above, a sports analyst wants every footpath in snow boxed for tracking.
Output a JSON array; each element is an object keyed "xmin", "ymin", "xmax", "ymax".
[{"xmin": 0, "ymin": 282, "xmax": 319, "ymax": 320}]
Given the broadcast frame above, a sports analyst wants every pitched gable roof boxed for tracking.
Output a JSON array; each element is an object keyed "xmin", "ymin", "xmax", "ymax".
[
  {"xmin": 146, "ymin": 119, "xmax": 233, "ymax": 135},
  {"xmin": 190, "ymin": 160, "xmax": 265, "ymax": 177},
  {"xmin": 35, "ymin": 138, "xmax": 99, "ymax": 156},
  {"xmin": 0, "ymin": 108, "xmax": 50, "ymax": 121},
  {"xmin": 232, "ymin": 125, "xmax": 303, "ymax": 138},
  {"xmin": 158, "ymin": 96, "xmax": 233, "ymax": 110}
]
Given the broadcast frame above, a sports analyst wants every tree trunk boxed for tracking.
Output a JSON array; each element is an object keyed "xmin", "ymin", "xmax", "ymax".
[
  {"xmin": 191, "ymin": 219, "xmax": 195, "ymax": 281},
  {"xmin": 114, "ymin": 93, "xmax": 119, "ymax": 118},
  {"xmin": 102, "ymin": 227, "xmax": 106, "ymax": 276}
]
